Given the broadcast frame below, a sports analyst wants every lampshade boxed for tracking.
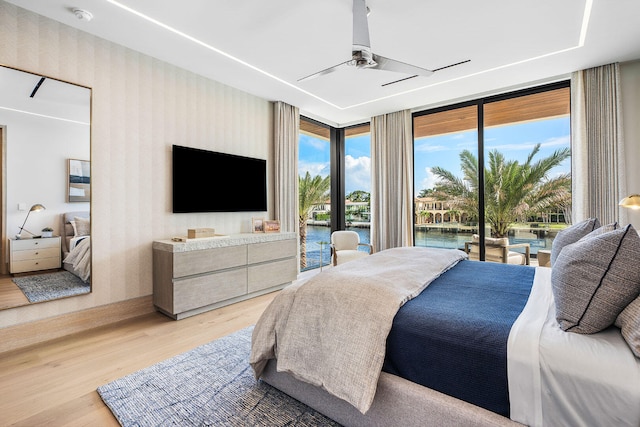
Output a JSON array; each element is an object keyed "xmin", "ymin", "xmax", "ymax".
[
  {"xmin": 619, "ymin": 194, "xmax": 640, "ymax": 210},
  {"xmin": 16, "ymin": 203, "xmax": 46, "ymax": 238},
  {"xmin": 29, "ymin": 203, "xmax": 46, "ymax": 213}
]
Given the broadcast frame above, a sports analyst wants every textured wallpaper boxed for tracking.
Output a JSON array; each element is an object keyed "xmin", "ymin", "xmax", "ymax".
[{"xmin": 0, "ymin": 2, "xmax": 273, "ymax": 327}]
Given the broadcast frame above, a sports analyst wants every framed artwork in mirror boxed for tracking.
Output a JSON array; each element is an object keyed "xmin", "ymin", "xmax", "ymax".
[{"xmin": 68, "ymin": 159, "xmax": 91, "ymax": 202}]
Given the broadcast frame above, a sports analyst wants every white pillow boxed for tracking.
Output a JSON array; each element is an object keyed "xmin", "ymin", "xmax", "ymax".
[{"xmin": 73, "ymin": 216, "xmax": 90, "ymax": 236}]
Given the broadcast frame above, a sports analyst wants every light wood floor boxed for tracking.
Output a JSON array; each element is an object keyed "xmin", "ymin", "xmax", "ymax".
[
  {"xmin": 0, "ymin": 289, "xmax": 281, "ymax": 426},
  {"xmin": 0, "ymin": 274, "xmax": 30, "ymax": 310}
]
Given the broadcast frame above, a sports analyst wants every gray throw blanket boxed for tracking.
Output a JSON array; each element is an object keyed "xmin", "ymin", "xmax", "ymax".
[{"xmin": 250, "ymin": 246, "xmax": 467, "ymax": 414}]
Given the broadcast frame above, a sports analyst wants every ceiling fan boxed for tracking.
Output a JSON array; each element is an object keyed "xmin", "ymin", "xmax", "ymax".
[{"xmin": 298, "ymin": 0, "xmax": 470, "ymax": 86}]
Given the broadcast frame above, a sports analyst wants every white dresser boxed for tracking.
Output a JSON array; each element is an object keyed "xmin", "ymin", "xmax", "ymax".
[{"xmin": 9, "ymin": 237, "xmax": 62, "ymax": 274}]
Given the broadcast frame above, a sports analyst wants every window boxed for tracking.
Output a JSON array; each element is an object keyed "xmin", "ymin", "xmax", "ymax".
[
  {"xmin": 299, "ymin": 117, "xmax": 331, "ymax": 271},
  {"xmin": 413, "ymin": 105, "xmax": 478, "ymax": 249},
  {"xmin": 413, "ymin": 82, "xmax": 571, "ymax": 264},
  {"xmin": 344, "ymin": 124, "xmax": 371, "ymax": 247},
  {"xmin": 298, "ymin": 119, "xmax": 371, "ymax": 271}
]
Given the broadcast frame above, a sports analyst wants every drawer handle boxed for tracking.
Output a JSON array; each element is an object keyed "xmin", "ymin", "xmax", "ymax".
[{"xmin": 35, "ymin": 252, "xmax": 39, "ymax": 255}]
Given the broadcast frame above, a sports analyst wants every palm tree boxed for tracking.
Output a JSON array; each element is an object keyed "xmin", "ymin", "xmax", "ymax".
[
  {"xmin": 299, "ymin": 172, "xmax": 331, "ymax": 269},
  {"xmin": 346, "ymin": 190, "xmax": 370, "ymax": 203},
  {"xmin": 416, "ymin": 210, "xmax": 432, "ymax": 224},
  {"xmin": 431, "ymin": 144, "xmax": 570, "ymax": 237}
]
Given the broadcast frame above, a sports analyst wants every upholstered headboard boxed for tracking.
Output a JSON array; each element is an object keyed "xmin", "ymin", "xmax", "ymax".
[{"xmin": 61, "ymin": 211, "xmax": 90, "ymax": 255}]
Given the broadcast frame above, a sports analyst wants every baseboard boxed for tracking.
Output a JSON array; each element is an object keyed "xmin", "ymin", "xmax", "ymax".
[{"xmin": 0, "ymin": 295, "xmax": 155, "ymax": 354}]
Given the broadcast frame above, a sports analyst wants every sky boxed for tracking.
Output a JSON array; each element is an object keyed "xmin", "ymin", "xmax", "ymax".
[{"xmin": 299, "ymin": 116, "xmax": 571, "ymax": 196}]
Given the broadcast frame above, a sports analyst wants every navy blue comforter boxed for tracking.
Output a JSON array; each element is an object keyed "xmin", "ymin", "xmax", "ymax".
[{"xmin": 382, "ymin": 259, "xmax": 535, "ymax": 417}]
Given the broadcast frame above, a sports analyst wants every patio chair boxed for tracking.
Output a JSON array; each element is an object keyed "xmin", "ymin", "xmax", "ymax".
[
  {"xmin": 330, "ymin": 230, "xmax": 374, "ymax": 266},
  {"xmin": 464, "ymin": 234, "xmax": 530, "ymax": 265}
]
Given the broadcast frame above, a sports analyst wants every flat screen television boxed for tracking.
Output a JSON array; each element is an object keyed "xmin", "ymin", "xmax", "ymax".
[{"xmin": 172, "ymin": 144, "xmax": 267, "ymax": 213}]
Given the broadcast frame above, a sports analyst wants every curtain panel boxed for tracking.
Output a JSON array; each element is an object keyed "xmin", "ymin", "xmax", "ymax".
[
  {"xmin": 370, "ymin": 109, "xmax": 414, "ymax": 251},
  {"xmin": 273, "ymin": 101, "xmax": 300, "ymax": 234},
  {"xmin": 571, "ymin": 63, "xmax": 627, "ymax": 225}
]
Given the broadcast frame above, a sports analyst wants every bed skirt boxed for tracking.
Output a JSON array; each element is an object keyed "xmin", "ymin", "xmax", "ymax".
[{"xmin": 261, "ymin": 360, "xmax": 523, "ymax": 427}]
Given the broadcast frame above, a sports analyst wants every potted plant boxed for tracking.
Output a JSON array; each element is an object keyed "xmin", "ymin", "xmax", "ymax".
[{"xmin": 41, "ymin": 227, "xmax": 53, "ymax": 238}]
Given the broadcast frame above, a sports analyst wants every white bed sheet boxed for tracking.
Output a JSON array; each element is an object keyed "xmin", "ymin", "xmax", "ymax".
[{"xmin": 508, "ymin": 267, "xmax": 640, "ymax": 426}]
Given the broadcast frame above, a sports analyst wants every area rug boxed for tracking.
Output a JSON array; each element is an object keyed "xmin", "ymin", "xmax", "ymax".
[
  {"xmin": 97, "ymin": 326, "xmax": 342, "ymax": 426},
  {"xmin": 12, "ymin": 271, "xmax": 90, "ymax": 303}
]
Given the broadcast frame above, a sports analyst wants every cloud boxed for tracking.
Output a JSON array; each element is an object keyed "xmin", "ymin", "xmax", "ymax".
[
  {"xmin": 486, "ymin": 134, "xmax": 570, "ymax": 152},
  {"xmin": 415, "ymin": 143, "xmax": 449, "ymax": 153},
  {"xmin": 345, "ymin": 154, "xmax": 371, "ymax": 193},
  {"xmin": 298, "ymin": 160, "xmax": 329, "ymax": 178},
  {"xmin": 418, "ymin": 167, "xmax": 439, "ymax": 192}
]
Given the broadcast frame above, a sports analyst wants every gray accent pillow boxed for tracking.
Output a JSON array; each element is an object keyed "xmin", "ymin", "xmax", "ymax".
[
  {"xmin": 552, "ymin": 224, "xmax": 640, "ymax": 334},
  {"xmin": 550, "ymin": 217, "xmax": 600, "ymax": 266},
  {"xmin": 581, "ymin": 222, "xmax": 618, "ymax": 238},
  {"xmin": 616, "ymin": 295, "xmax": 640, "ymax": 357}
]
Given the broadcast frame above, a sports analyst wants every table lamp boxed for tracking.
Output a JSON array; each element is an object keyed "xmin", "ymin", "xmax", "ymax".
[
  {"xmin": 16, "ymin": 203, "xmax": 46, "ymax": 239},
  {"xmin": 619, "ymin": 194, "xmax": 640, "ymax": 210}
]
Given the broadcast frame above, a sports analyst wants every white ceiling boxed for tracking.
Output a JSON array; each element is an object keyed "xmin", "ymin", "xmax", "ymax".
[
  {"xmin": 0, "ymin": 65, "xmax": 91, "ymax": 124},
  {"xmin": 6, "ymin": 0, "xmax": 640, "ymax": 127}
]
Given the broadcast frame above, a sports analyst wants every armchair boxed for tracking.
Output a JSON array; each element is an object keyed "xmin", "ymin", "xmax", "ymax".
[
  {"xmin": 330, "ymin": 230, "xmax": 374, "ymax": 266},
  {"xmin": 464, "ymin": 234, "xmax": 530, "ymax": 265}
]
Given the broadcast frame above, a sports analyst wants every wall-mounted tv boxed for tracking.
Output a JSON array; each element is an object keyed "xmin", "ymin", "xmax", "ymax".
[{"xmin": 172, "ymin": 144, "xmax": 267, "ymax": 213}]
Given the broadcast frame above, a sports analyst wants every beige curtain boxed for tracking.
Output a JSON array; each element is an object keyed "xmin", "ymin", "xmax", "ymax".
[
  {"xmin": 571, "ymin": 63, "xmax": 626, "ymax": 225},
  {"xmin": 370, "ymin": 109, "xmax": 414, "ymax": 251},
  {"xmin": 273, "ymin": 101, "xmax": 299, "ymax": 234}
]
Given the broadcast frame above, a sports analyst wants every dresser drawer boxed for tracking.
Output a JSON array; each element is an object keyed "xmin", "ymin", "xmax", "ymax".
[
  {"xmin": 248, "ymin": 239, "xmax": 297, "ymax": 264},
  {"xmin": 173, "ymin": 245, "xmax": 246, "ymax": 278},
  {"xmin": 173, "ymin": 268, "xmax": 247, "ymax": 313},
  {"xmin": 248, "ymin": 257, "xmax": 297, "ymax": 293},
  {"xmin": 11, "ymin": 237, "xmax": 60, "ymax": 250},
  {"xmin": 11, "ymin": 247, "xmax": 60, "ymax": 262},
  {"xmin": 10, "ymin": 257, "xmax": 61, "ymax": 274}
]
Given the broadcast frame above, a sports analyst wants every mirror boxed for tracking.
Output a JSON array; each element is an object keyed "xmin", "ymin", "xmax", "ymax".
[{"xmin": 0, "ymin": 65, "xmax": 91, "ymax": 310}]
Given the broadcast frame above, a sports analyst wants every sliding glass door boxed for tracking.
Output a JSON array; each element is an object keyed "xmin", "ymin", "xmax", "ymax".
[
  {"xmin": 413, "ymin": 104, "xmax": 479, "ymax": 249},
  {"xmin": 299, "ymin": 117, "xmax": 331, "ymax": 271},
  {"xmin": 482, "ymin": 86, "xmax": 571, "ymax": 262},
  {"xmin": 344, "ymin": 123, "xmax": 371, "ymax": 249},
  {"xmin": 413, "ymin": 82, "xmax": 571, "ymax": 264}
]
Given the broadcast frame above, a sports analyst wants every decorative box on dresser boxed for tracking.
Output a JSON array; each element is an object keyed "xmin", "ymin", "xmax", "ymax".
[
  {"xmin": 9, "ymin": 236, "xmax": 62, "ymax": 274},
  {"xmin": 153, "ymin": 232, "xmax": 298, "ymax": 320}
]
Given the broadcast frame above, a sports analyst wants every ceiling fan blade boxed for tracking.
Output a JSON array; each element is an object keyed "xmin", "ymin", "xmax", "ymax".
[
  {"xmin": 352, "ymin": 0, "xmax": 371, "ymax": 51},
  {"xmin": 380, "ymin": 59, "xmax": 471, "ymax": 87},
  {"xmin": 432, "ymin": 59, "xmax": 471, "ymax": 72},
  {"xmin": 297, "ymin": 59, "xmax": 353, "ymax": 83},
  {"xmin": 371, "ymin": 54, "xmax": 434, "ymax": 77}
]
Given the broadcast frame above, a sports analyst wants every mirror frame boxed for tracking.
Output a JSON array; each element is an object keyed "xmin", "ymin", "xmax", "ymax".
[{"xmin": 0, "ymin": 63, "xmax": 92, "ymax": 309}]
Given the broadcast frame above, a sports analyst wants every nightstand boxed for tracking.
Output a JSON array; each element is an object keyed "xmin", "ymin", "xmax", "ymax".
[{"xmin": 9, "ymin": 236, "xmax": 61, "ymax": 274}]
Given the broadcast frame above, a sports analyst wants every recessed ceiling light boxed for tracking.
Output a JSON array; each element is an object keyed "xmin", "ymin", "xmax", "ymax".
[{"xmin": 73, "ymin": 8, "xmax": 93, "ymax": 22}]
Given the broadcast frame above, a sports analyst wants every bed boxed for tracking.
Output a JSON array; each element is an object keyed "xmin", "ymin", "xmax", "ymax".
[
  {"xmin": 60, "ymin": 211, "xmax": 91, "ymax": 283},
  {"xmin": 250, "ymin": 225, "xmax": 640, "ymax": 427}
]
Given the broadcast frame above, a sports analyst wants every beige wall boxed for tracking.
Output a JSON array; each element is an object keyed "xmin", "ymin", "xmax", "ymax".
[{"xmin": 0, "ymin": 2, "xmax": 273, "ymax": 327}]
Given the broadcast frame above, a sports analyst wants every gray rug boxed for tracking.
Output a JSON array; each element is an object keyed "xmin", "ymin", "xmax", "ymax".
[
  {"xmin": 97, "ymin": 326, "xmax": 342, "ymax": 426},
  {"xmin": 12, "ymin": 271, "xmax": 90, "ymax": 303}
]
